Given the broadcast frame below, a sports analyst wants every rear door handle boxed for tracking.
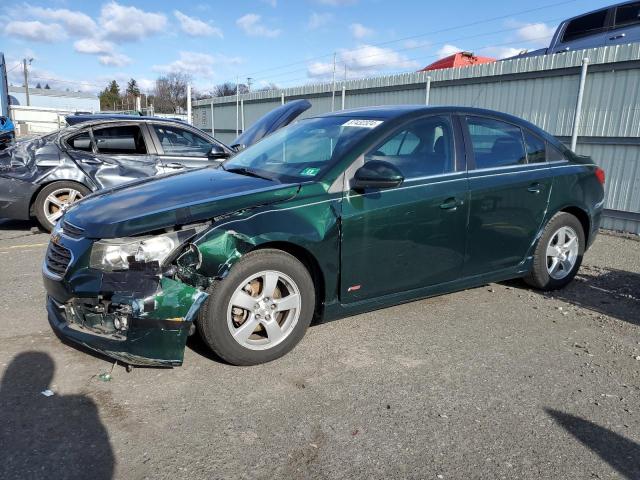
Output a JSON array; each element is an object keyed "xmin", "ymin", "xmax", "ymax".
[
  {"xmin": 527, "ymin": 182, "xmax": 542, "ymax": 194},
  {"xmin": 165, "ymin": 162, "xmax": 185, "ymax": 169},
  {"xmin": 609, "ymin": 33, "xmax": 626, "ymax": 40},
  {"xmin": 440, "ymin": 197, "xmax": 462, "ymax": 210}
]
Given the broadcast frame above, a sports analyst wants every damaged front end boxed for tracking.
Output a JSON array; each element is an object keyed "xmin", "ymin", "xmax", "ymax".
[{"xmin": 43, "ymin": 222, "xmax": 211, "ymax": 366}]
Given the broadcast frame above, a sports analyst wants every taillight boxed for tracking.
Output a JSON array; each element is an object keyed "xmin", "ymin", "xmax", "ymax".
[{"xmin": 595, "ymin": 167, "xmax": 605, "ymax": 185}]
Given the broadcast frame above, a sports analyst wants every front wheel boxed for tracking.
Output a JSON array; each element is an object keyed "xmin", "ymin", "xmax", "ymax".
[
  {"xmin": 197, "ymin": 249, "xmax": 315, "ymax": 365},
  {"xmin": 524, "ymin": 212, "xmax": 585, "ymax": 290}
]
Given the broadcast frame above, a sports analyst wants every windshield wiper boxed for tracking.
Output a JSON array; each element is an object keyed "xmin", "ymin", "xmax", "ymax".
[{"xmin": 223, "ymin": 166, "xmax": 274, "ymax": 182}]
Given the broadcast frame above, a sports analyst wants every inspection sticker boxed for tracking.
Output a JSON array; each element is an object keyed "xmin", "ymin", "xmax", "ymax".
[
  {"xmin": 300, "ymin": 167, "xmax": 320, "ymax": 176},
  {"xmin": 342, "ymin": 119, "xmax": 383, "ymax": 128}
]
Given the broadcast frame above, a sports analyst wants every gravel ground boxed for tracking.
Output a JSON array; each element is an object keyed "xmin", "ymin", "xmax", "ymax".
[{"xmin": 0, "ymin": 219, "xmax": 638, "ymax": 480}]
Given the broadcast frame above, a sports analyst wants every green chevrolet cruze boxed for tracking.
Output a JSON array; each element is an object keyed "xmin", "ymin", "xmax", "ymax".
[{"xmin": 43, "ymin": 106, "xmax": 605, "ymax": 366}]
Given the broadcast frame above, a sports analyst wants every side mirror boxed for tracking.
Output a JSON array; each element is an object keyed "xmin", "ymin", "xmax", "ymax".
[
  {"xmin": 208, "ymin": 144, "xmax": 230, "ymax": 159},
  {"xmin": 352, "ymin": 160, "xmax": 404, "ymax": 191}
]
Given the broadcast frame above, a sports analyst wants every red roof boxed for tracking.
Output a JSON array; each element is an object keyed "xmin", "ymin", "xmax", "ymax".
[{"xmin": 420, "ymin": 51, "xmax": 496, "ymax": 72}]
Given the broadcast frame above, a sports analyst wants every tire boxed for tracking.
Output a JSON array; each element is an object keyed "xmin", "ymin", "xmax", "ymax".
[
  {"xmin": 197, "ymin": 249, "xmax": 315, "ymax": 366},
  {"xmin": 33, "ymin": 181, "xmax": 90, "ymax": 232},
  {"xmin": 524, "ymin": 212, "xmax": 585, "ymax": 290}
]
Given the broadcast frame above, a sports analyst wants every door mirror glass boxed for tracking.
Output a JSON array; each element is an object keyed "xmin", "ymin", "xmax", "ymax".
[
  {"xmin": 208, "ymin": 144, "xmax": 230, "ymax": 159},
  {"xmin": 352, "ymin": 160, "xmax": 404, "ymax": 191}
]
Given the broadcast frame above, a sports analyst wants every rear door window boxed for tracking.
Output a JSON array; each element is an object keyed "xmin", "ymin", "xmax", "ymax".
[
  {"xmin": 67, "ymin": 131, "xmax": 93, "ymax": 152},
  {"xmin": 562, "ymin": 10, "xmax": 609, "ymax": 42},
  {"xmin": 93, "ymin": 125, "xmax": 147, "ymax": 155},
  {"xmin": 614, "ymin": 2, "xmax": 640, "ymax": 28},
  {"xmin": 466, "ymin": 117, "xmax": 526, "ymax": 169},
  {"xmin": 153, "ymin": 124, "xmax": 212, "ymax": 156}
]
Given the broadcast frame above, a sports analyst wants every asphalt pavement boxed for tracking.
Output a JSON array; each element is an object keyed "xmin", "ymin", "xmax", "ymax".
[{"xmin": 0, "ymin": 218, "xmax": 638, "ymax": 480}]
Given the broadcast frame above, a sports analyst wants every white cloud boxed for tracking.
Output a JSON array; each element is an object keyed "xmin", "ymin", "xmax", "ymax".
[
  {"xmin": 316, "ymin": 0, "xmax": 357, "ymax": 5},
  {"xmin": 99, "ymin": 1, "xmax": 167, "ymax": 42},
  {"xmin": 98, "ymin": 52, "xmax": 132, "ymax": 67},
  {"xmin": 74, "ymin": 38, "xmax": 114, "ymax": 55},
  {"xmin": 4, "ymin": 21, "xmax": 67, "ymax": 42},
  {"xmin": 513, "ymin": 22, "xmax": 556, "ymax": 47},
  {"xmin": 479, "ymin": 46, "xmax": 524, "ymax": 59},
  {"xmin": 236, "ymin": 13, "xmax": 281, "ymax": 38},
  {"xmin": 436, "ymin": 44, "xmax": 462, "ymax": 57},
  {"xmin": 27, "ymin": 6, "xmax": 97, "ymax": 37},
  {"xmin": 308, "ymin": 12, "xmax": 333, "ymax": 30},
  {"xmin": 349, "ymin": 23, "xmax": 373, "ymax": 39},
  {"xmin": 174, "ymin": 10, "xmax": 223, "ymax": 37},
  {"xmin": 403, "ymin": 39, "xmax": 431, "ymax": 50},
  {"xmin": 153, "ymin": 51, "xmax": 216, "ymax": 77},
  {"xmin": 308, "ymin": 44, "xmax": 418, "ymax": 79}
]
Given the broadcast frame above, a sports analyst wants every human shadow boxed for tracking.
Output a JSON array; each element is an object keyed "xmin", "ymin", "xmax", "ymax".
[
  {"xmin": 0, "ymin": 351, "xmax": 115, "ymax": 480},
  {"xmin": 546, "ymin": 408, "xmax": 640, "ymax": 479}
]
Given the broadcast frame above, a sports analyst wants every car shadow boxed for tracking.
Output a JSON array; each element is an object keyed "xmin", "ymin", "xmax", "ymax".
[
  {"xmin": 0, "ymin": 218, "xmax": 43, "ymax": 232},
  {"xmin": 0, "ymin": 351, "xmax": 115, "ymax": 480},
  {"xmin": 504, "ymin": 265, "xmax": 640, "ymax": 327},
  {"xmin": 546, "ymin": 408, "xmax": 640, "ymax": 479}
]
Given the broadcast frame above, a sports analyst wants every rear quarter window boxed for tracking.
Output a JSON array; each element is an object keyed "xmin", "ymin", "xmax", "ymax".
[{"xmin": 67, "ymin": 132, "xmax": 93, "ymax": 152}]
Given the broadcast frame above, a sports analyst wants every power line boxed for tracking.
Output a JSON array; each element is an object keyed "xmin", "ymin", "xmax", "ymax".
[
  {"xmin": 246, "ymin": 17, "xmax": 565, "ymax": 86},
  {"xmin": 241, "ymin": 0, "xmax": 580, "ymax": 78},
  {"xmin": 259, "ymin": 32, "xmax": 561, "ymax": 89}
]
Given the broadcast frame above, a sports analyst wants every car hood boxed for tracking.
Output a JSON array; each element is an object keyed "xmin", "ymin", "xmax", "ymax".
[
  {"xmin": 63, "ymin": 167, "xmax": 300, "ymax": 238},
  {"xmin": 230, "ymin": 99, "xmax": 311, "ymax": 149}
]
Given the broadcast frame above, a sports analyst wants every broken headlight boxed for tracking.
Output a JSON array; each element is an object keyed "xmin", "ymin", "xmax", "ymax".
[{"xmin": 90, "ymin": 230, "xmax": 194, "ymax": 272}]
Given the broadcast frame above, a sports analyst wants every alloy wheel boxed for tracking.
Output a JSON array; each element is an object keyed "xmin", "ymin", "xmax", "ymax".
[
  {"xmin": 226, "ymin": 270, "xmax": 302, "ymax": 351},
  {"xmin": 546, "ymin": 226, "xmax": 579, "ymax": 280},
  {"xmin": 43, "ymin": 188, "xmax": 84, "ymax": 224}
]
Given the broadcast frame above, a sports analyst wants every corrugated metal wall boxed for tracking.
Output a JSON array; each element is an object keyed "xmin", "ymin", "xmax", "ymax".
[{"xmin": 193, "ymin": 44, "xmax": 640, "ymax": 233}]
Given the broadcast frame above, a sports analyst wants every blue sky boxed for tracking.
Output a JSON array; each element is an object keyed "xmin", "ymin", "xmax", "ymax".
[{"xmin": 0, "ymin": 0, "xmax": 614, "ymax": 95}]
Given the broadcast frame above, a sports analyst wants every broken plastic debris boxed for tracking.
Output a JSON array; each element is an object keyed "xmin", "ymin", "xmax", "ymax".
[
  {"xmin": 41, "ymin": 389, "xmax": 54, "ymax": 397},
  {"xmin": 98, "ymin": 373, "xmax": 112, "ymax": 382}
]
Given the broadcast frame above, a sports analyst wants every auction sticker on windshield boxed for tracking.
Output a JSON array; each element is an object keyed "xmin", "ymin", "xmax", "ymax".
[
  {"xmin": 342, "ymin": 119, "xmax": 383, "ymax": 128},
  {"xmin": 300, "ymin": 167, "xmax": 320, "ymax": 176}
]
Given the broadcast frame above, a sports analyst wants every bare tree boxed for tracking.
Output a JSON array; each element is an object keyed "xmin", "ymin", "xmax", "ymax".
[
  {"xmin": 213, "ymin": 82, "xmax": 249, "ymax": 97},
  {"xmin": 152, "ymin": 72, "xmax": 192, "ymax": 113}
]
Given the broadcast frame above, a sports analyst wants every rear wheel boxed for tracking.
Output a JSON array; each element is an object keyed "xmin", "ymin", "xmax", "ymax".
[
  {"xmin": 198, "ymin": 249, "xmax": 315, "ymax": 365},
  {"xmin": 34, "ymin": 181, "xmax": 89, "ymax": 232},
  {"xmin": 524, "ymin": 212, "xmax": 585, "ymax": 290}
]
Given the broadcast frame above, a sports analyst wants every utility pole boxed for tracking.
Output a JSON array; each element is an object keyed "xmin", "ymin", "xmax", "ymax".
[
  {"xmin": 331, "ymin": 52, "xmax": 337, "ymax": 112},
  {"xmin": 23, "ymin": 58, "xmax": 33, "ymax": 106}
]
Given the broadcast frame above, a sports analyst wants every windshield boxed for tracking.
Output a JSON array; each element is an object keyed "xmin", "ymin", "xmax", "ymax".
[{"xmin": 223, "ymin": 116, "xmax": 382, "ymax": 182}]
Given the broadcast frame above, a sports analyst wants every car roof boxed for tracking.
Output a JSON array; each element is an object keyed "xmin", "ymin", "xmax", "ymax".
[
  {"xmin": 314, "ymin": 105, "xmax": 559, "ymax": 144},
  {"xmin": 561, "ymin": 1, "xmax": 632, "ymax": 23},
  {"xmin": 65, "ymin": 114, "xmax": 186, "ymax": 126},
  {"xmin": 317, "ymin": 105, "xmax": 531, "ymax": 124}
]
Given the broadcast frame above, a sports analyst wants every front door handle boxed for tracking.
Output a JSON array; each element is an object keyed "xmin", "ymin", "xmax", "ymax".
[
  {"xmin": 527, "ymin": 182, "xmax": 542, "ymax": 194},
  {"xmin": 609, "ymin": 33, "xmax": 626, "ymax": 40},
  {"xmin": 165, "ymin": 162, "xmax": 185, "ymax": 169},
  {"xmin": 440, "ymin": 197, "xmax": 462, "ymax": 210}
]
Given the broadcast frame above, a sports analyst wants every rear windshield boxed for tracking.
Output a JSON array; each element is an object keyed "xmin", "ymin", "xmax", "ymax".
[{"xmin": 223, "ymin": 116, "xmax": 383, "ymax": 182}]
